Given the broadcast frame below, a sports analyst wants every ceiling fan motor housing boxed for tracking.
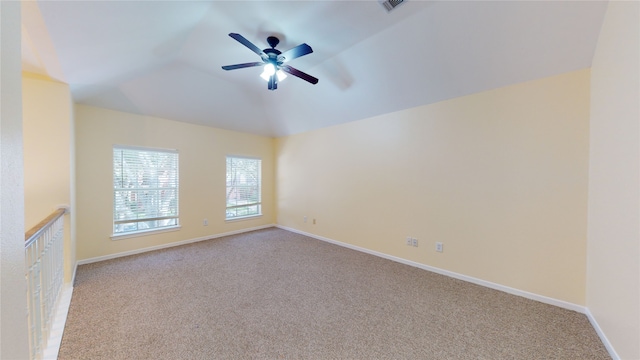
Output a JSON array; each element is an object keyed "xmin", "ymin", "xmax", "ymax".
[
  {"xmin": 267, "ymin": 36, "xmax": 280, "ymax": 48},
  {"xmin": 263, "ymin": 37, "xmax": 283, "ymax": 66}
]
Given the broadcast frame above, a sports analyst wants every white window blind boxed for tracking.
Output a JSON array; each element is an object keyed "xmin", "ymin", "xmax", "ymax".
[
  {"xmin": 226, "ymin": 156, "xmax": 261, "ymax": 219},
  {"xmin": 113, "ymin": 146, "xmax": 179, "ymax": 235}
]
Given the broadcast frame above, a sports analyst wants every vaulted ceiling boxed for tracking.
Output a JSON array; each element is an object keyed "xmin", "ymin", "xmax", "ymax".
[{"xmin": 22, "ymin": 1, "xmax": 608, "ymax": 137}]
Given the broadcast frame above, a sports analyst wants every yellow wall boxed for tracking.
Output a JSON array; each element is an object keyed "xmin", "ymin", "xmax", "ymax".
[
  {"xmin": 22, "ymin": 73, "xmax": 72, "ymax": 228},
  {"xmin": 22, "ymin": 72, "xmax": 76, "ymax": 282},
  {"xmin": 74, "ymin": 105, "xmax": 275, "ymax": 260},
  {"xmin": 276, "ymin": 69, "xmax": 590, "ymax": 305},
  {"xmin": 587, "ymin": 1, "xmax": 640, "ymax": 359}
]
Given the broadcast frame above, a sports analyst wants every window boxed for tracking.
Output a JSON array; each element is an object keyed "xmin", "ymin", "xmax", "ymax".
[
  {"xmin": 226, "ymin": 156, "xmax": 261, "ymax": 219},
  {"xmin": 113, "ymin": 146, "xmax": 179, "ymax": 236}
]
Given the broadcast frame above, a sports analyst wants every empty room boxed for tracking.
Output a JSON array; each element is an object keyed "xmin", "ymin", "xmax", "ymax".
[{"xmin": 2, "ymin": 0, "xmax": 638, "ymax": 359}]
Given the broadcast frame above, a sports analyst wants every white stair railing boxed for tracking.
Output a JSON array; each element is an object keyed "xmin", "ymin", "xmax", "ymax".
[{"xmin": 25, "ymin": 208, "xmax": 67, "ymax": 360}]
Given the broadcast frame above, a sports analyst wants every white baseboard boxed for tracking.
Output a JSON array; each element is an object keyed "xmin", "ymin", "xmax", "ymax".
[
  {"xmin": 276, "ymin": 225, "xmax": 586, "ymax": 314},
  {"xmin": 77, "ymin": 224, "xmax": 275, "ymax": 265},
  {"xmin": 585, "ymin": 308, "xmax": 620, "ymax": 360},
  {"xmin": 43, "ymin": 283, "xmax": 74, "ymax": 360}
]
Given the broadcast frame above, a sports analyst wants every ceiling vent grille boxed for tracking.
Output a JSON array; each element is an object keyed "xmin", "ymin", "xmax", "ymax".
[{"xmin": 380, "ymin": 0, "xmax": 405, "ymax": 12}]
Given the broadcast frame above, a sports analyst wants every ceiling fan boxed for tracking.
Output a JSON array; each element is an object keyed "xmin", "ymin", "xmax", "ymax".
[{"xmin": 221, "ymin": 33, "xmax": 319, "ymax": 91}]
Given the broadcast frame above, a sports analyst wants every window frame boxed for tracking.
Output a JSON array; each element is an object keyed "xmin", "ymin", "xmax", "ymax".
[
  {"xmin": 225, "ymin": 155, "xmax": 262, "ymax": 221},
  {"xmin": 112, "ymin": 145, "xmax": 180, "ymax": 240}
]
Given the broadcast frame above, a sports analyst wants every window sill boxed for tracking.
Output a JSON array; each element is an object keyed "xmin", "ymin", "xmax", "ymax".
[
  {"xmin": 225, "ymin": 214, "xmax": 263, "ymax": 223},
  {"xmin": 111, "ymin": 225, "xmax": 181, "ymax": 241}
]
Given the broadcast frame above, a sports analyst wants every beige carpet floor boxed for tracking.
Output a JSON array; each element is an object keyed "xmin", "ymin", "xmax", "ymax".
[{"xmin": 59, "ymin": 227, "xmax": 610, "ymax": 359}]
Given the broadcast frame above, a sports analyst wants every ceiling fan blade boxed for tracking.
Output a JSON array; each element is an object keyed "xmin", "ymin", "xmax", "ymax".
[
  {"xmin": 228, "ymin": 33, "xmax": 264, "ymax": 56},
  {"xmin": 221, "ymin": 62, "xmax": 264, "ymax": 71},
  {"xmin": 281, "ymin": 43, "xmax": 313, "ymax": 62},
  {"xmin": 280, "ymin": 65, "xmax": 319, "ymax": 85}
]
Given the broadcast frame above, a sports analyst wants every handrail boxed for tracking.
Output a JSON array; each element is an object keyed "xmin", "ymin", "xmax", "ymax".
[{"xmin": 25, "ymin": 208, "xmax": 67, "ymax": 246}]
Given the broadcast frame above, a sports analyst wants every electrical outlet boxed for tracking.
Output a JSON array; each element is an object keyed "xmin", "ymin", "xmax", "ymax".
[
  {"xmin": 203, "ymin": 219, "xmax": 208, "ymax": 226},
  {"xmin": 406, "ymin": 237, "xmax": 412, "ymax": 246},
  {"xmin": 304, "ymin": 216, "xmax": 307, "ymax": 223},
  {"xmin": 436, "ymin": 242, "xmax": 443, "ymax": 252},
  {"xmin": 412, "ymin": 238, "xmax": 418, "ymax": 247}
]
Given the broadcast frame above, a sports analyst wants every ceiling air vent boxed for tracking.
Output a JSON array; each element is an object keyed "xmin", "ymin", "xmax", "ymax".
[{"xmin": 380, "ymin": 0, "xmax": 405, "ymax": 12}]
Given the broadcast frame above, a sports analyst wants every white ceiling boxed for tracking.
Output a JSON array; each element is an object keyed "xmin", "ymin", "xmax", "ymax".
[{"xmin": 22, "ymin": 1, "xmax": 608, "ymax": 137}]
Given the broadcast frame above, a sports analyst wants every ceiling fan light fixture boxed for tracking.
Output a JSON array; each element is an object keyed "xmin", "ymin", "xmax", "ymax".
[
  {"xmin": 276, "ymin": 69, "xmax": 287, "ymax": 82},
  {"xmin": 260, "ymin": 63, "xmax": 276, "ymax": 81}
]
